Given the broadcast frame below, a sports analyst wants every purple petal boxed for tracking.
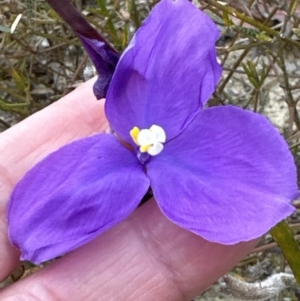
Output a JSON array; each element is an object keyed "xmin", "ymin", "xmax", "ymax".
[
  {"xmin": 105, "ymin": 0, "xmax": 221, "ymax": 143},
  {"xmin": 8, "ymin": 134, "xmax": 149, "ymax": 264},
  {"xmin": 147, "ymin": 106, "xmax": 297, "ymax": 244}
]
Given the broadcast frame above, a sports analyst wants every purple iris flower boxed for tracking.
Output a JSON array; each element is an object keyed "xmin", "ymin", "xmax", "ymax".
[{"xmin": 8, "ymin": 0, "xmax": 298, "ymax": 264}]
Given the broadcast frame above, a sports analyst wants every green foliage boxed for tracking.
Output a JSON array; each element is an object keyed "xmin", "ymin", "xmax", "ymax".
[
  {"xmin": 85, "ymin": 0, "xmax": 149, "ymax": 50},
  {"xmin": 271, "ymin": 221, "xmax": 300, "ymax": 285},
  {"xmin": 242, "ymin": 60, "xmax": 268, "ymax": 90}
]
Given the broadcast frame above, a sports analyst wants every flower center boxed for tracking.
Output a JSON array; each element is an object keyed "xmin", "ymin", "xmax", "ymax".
[{"xmin": 130, "ymin": 125, "xmax": 166, "ymax": 156}]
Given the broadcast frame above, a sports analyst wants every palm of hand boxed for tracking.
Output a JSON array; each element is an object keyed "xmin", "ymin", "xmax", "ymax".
[{"xmin": 0, "ymin": 79, "xmax": 257, "ymax": 301}]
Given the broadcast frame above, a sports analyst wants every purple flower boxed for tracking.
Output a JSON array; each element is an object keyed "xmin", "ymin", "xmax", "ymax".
[{"xmin": 8, "ymin": 0, "xmax": 298, "ymax": 264}]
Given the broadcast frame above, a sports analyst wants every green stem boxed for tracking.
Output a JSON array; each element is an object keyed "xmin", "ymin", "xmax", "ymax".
[{"xmin": 270, "ymin": 220, "xmax": 300, "ymax": 286}]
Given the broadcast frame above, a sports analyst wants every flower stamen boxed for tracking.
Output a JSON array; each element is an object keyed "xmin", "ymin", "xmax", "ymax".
[
  {"xmin": 130, "ymin": 126, "xmax": 140, "ymax": 145},
  {"xmin": 140, "ymin": 145, "xmax": 151, "ymax": 153},
  {"xmin": 130, "ymin": 124, "xmax": 166, "ymax": 156}
]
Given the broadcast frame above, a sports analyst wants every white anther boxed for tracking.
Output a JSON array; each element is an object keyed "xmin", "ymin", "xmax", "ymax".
[
  {"xmin": 148, "ymin": 143, "xmax": 164, "ymax": 156},
  {"xmin": 149, "ymin": 125, "xmax": 166, "ymax": 143},
  {"xmin": 136, "ymin": 124, "xmax": 166, "ymax": 156},
  {"xmin": 137, "ymin": 129, "xmax": 154, "ymax": 146}
]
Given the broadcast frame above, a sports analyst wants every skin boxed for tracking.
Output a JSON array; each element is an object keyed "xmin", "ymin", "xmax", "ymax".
[{"xmin": 0, "ymin": 78, "xmax": 258, "ymax": 300}]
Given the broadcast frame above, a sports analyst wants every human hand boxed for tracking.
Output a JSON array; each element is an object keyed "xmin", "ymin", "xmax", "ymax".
[{"xmin": 0, "ymin": 78, "xmax": 258, "ymax": 301}]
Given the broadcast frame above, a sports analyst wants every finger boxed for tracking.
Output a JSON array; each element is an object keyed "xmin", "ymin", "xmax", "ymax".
[
  {"xmin": 0, "ymin": 78, "xmax": 108, "ymax": 279},
  {"xmin": 0, "ymin": 199, "xmax": 258, "ymax": 301}
]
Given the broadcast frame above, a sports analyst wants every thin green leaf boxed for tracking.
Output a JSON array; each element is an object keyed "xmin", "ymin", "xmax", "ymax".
[
  {"xmin": 270, "ymin": 220, "xmax": 300, "ymax": 286},
  {"xmin": 95, "ymin": 0, "xmax": 118, "ymax": 37},
  {"xmin": 248, "ymin": 77, "xmax": 260, "ymax": 90},
  {"xmin": 247, "ymin": 61, "xmax": 259, "ymax": 82},
  {"xmin": 222, "ymin": 11, "xmax": 232, "ymax": 27},
  {"xmin": 0, "ymin": 99, "xmax": 29, "ymax": 115},
  {"xmin": 129, "ymin": 0, "xmax": 141, "ymax": 29}
]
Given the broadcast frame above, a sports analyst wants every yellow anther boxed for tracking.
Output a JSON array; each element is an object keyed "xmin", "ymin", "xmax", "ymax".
[
  {"xmin": 130, "ymin": 124, "xmax": 166, "ymax": 156},
  {"xmin": 140, "ymin": 145, "xmax": 151, "ymax": 153},
  {"xmin": 130, "ymin": 127, "xmax": 140, "ymax": 145}
]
